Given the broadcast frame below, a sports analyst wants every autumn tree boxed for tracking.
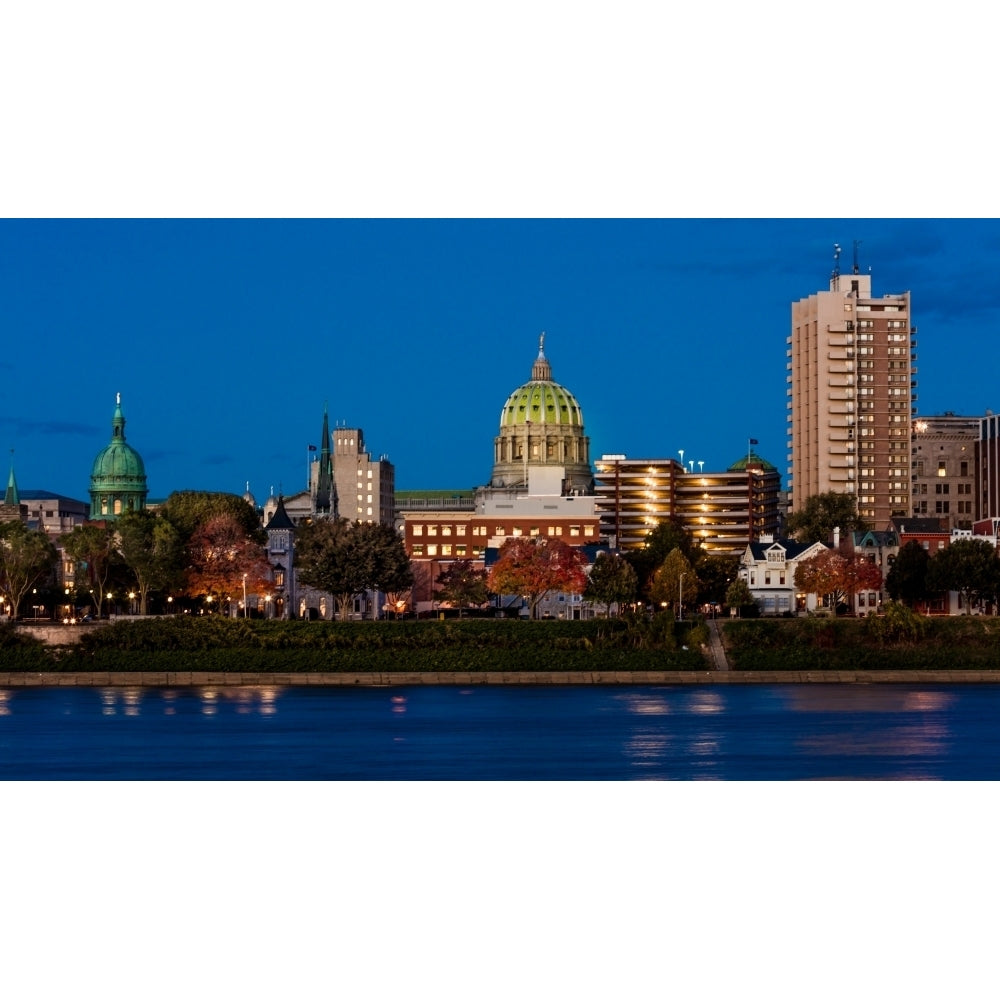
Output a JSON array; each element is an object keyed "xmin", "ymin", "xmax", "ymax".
[
  {"xmin": 786, "ymin": 491, "xmax": 870, "ymax": 545},
  {"xmin": 0, "ymin": 521, "xmax": 59, "ymax": 618},
  {"xmin": 927, "ymin": 538, "xmax": 1000, "ymax": 614},
  {"xmin": 793, "ymin": 548, "xmax": 850, "ymax": 610},
  {"xmin": 885, "ymin": 540, "xmax": 930, "ymax": 608},
  {"xmin": 160, "ymin": 491, "xmax": 264, "ymax": 543},
  {"xmin": 697, "ymin": 553, "xmax": 741, "ymax": 607},
  {"xmin": 116, "ymin": 509, "xmax": 184, "ymax": 615},
  {"xmin": 184, "ymin": 513, "xmax": 272, "ymax": 610},
  {"xmin": 435, "ymin": 560, "xmax": 489, "ymax": 616},
  {"xmin": 62, "ymin": 522, "xmax": 118, "ymax": 614},
  {"xmin": 295, "ymin": 519, "xmax": 413, "ymax": 621},
  {"xmin": 648, "ymin": 548, "xmax": 699, "ymax": 616},
  {"xmin": 584, "ymin": 551, "xmax": 638, "ymax": 616},
  {"xmin": 487, "ymin": 537, "xmax": 589, "ymax": 619},
  {"xmin": 839, "ymin": 554, "xmax": 884, "ymax": 614}
]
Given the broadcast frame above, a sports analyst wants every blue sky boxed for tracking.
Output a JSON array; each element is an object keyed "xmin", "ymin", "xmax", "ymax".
[{"xmin": 2, "ymin": 218, "xmax": 997, "ymax": 503}]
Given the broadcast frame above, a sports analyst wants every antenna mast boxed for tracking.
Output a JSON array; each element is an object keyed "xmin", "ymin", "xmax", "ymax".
[
  {"xmin": 852, "ymin": 239, "xmax": 862, "ymax": 275},
  {"xmin": 831, "ymin": 243, "xmax": 842, "ymax": 289}
]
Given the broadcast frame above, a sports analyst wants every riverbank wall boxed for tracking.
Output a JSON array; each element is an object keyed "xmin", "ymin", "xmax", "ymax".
[{"xmin": 5, "ymin": 669, "xmax": 1000, "ymax": 686}]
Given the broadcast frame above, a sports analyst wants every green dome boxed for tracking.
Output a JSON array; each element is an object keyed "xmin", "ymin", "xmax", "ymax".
[
  {"xmin": 89, "ymin": 394, "xmax": 148, "ymax": 519},
  {"xmin": 728, "ymin": 450, "xmax": 776, "ymax": 473},
  {"xmin": 499, "ymin": 379, "xmax": 584, "ymax": 428},
  {"xmin": 498, "ymin": 336, "xmax": 584, "ymax": 428}
]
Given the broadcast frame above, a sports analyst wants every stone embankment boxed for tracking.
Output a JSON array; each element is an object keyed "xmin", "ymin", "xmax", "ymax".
[{"xmin": 4, "ymin": 670, "xmax": 1000, "ymax": 686}]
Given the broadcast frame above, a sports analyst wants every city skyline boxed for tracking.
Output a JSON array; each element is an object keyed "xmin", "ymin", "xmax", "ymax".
[{"xmin": 3, "ymin": 219, "xmax": 999, "ymax": 505}]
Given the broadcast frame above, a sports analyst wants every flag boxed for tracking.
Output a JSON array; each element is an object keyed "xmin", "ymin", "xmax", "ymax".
[
  {"xmin": 749, "ymin": 438, "xmax": 759, "ymax": 445},
  {"xmin": 308, "ymin": 444, "xmax": 317, "ymax": 451}
]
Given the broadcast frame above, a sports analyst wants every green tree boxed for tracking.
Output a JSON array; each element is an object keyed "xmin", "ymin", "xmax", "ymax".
[
  {"xmin": 786, "ymin": 491, "xmax": 870, "ymax": 544},
  {"xmin": 62, "ymin": 522, "xmax": 118, "ymax": 614},
  {"xmin": 436, "ymin": 560, "xmax": 489, "ymax": 616},
  {"xmin": 160, "ymin": 491, "xmax": 264, "ymax": 543},
  {"xmin": 648, "ymin": 548, "xmax": 699, "ymax": 617},
  {"xmin": 295, "ymin": 519, "xmax": 413, "ymax": 621},
  {"xmin": 885, "ymin": 540, "xmax": 930, "ymax": 608},
  {"xmin": 625, "ymin": 519, "xmax": 700, "ymax": 601},
  {"xmin": 116, "ymin": 510, "xmax": 184, "ymax": 615},
  {"xmin": 696, "ymin": 553, "xmax": 740, "ymax": 606},
  {"xmin": 584, "ymin": 551, "xmax": 638, "ymax": 616},
  {"xmin": 487, "ymin": 537, "xmax": 589, "ymax": 619},
  {"xmin": 927, "ymin": 538, "xmax": 1000, "ymax": 614},
  {"xmin": 724, "ymin": 577, "xmax": 756, "ymax": 616},
  {"xmin": 0, "ymin": 521, "xmax": 59, "ymax": 618}
]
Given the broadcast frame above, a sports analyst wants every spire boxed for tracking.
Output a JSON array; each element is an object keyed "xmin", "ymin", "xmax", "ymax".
[
  {"xmin": 4, "ymin": 452, "xmax": 19, "ymax": 507},
  {"xmin": 531, "ymin": 331, "xmax": 552, "ymax": 381},
  {"xmin": 313, "ymin": 402, "xmax": 336, "ymax": 516},
  {"xmin": 111, "ymin": 392, "xmax": 126, "ymax": 441}
]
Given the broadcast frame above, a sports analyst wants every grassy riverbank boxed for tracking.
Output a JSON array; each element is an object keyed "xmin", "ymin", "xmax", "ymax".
[
  {"xmin": 721, "ymin": 612, "xmax": 1000, "ymax": 671},
  {"xmin": 3, "ymin": 616, "xmax": 709, "ymax": 672}
]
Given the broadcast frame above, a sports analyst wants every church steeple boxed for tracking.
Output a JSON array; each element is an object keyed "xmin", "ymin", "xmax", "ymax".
[
  {"xmin": 312, "ymin": 402, "xmax": 336, "ymax": 517},
  {"xmin": 4, "ymin": 453, "xmax": 19, "ymax": 508}
]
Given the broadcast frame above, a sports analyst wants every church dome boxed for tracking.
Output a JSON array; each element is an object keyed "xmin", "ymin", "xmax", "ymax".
[
  {"xmin": 490, "ymin": 335, "xmax": 592, "ymax": 492},
  {"xmin": 89, "ymin": 394, "xmax": 148, "ymax": 519}
]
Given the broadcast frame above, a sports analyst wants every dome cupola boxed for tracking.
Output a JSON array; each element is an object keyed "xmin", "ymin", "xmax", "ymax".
[
  {"xmin": 89, "ymin": 393, "xmax": 148, "ymax": 519},
  {"xmin": 491, "ymin": 334, "xmax": 592, "ymax": 493}
]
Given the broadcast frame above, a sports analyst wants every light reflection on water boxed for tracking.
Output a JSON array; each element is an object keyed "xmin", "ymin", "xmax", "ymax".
[{"xmin": 0, "ymin": 682, "xmax": 997, "ymax": 779}]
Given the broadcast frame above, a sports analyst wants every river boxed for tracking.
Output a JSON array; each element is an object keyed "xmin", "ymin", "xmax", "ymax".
[{"xmin": 1, "ymin": 682, "xmax": 998, "ymax": 778}]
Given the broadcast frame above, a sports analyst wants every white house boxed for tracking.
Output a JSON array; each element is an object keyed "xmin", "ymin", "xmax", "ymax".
[{"xmin": 739, "ymin": 535, "xmax": 829, "ymax": 615}]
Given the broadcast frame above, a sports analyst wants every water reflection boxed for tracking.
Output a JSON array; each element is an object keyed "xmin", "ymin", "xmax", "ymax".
[
  {"xmin": 0, "ymin": 690, "xmax": 9, "ymax": 716},
  {"xmin": 780, "ymin": 685, "xmax": 957, "ymax": 714}
]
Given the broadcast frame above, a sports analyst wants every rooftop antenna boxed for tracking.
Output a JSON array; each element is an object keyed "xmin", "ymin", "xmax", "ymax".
[
  {"xmin": 852, "ymin": 239, "xmax": 862, "ymax": 275},
  {"xmin": 831, "ymin": 243, "xmax": 842, "ymax": 289}
]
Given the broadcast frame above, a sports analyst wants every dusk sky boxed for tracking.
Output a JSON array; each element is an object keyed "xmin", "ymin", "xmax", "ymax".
[{"xmin": 4, "ymin": 218, "xmax": 998, "ymax": 505}]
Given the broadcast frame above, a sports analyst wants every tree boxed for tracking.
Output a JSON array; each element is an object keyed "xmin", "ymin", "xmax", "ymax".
[
  {"xmin": 584, "ymin": 551, "xmax": 637, "ymax": 616},
  {"xmin": 696, "ymin": 553, "xmax": 741, "ymax": 606},
  {"xmin": 626, "ymin": 519, "xmax": 700, "ymax": 601},
  {"xmin": 927, "ymin": 538, "xmax": 1000, "ymax": 614},
  {"xmin": 62, "ymin": 522, "xmax": 118, "ymax": 614},
  {"xmin": 0, "ymin": 521, "xmax": 59, "ymax": 618},
  {"xmin": 793, "ymin": 548, "xmax": 849, "ymax": 610},
  {"xmin": 116, "ymin": 510, "xmax": 184, "ymax": 615},
  {"xmin": 648, "ymin": 548, "xmax": 699, "ymax": 616},
  {"xmin": 786, "ymin": 491, "xmax": 870, "ymax": 545},
  {"xmin": 184, "ymin": 514, "xmax": 272, "ymax": 611},
  {"xmin": 436, "ymin": 560, "xmax": 489, "ymax": 616},
  {"xmin": 885, "ymin": 540, "xmax": 930, "ymax": 608},
  {"xmin": 160, "ymin": 491, "xmax": 264, "ymax": 543},
  {"xmin": 295, "ymin": 519, "xmax": 413, "ymax": 621},
  {"xmin": 487, "ymin": 537, "xmax": 589, "ymax": 619},
  {"xmin": 842, "ymin": 554, "xmax": 884, "ymax": 614},
  {"xmin": 725, "ymin": 577, "xmax": 755, "ymax": 614}
]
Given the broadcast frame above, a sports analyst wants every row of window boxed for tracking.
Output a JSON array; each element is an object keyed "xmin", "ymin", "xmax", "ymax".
[
  {"xmin": 410, "ymin": 523, "xmax": 596, "ymax": 540},
  {"xmin": 411, "ymin": 544, "xmax": 484, "ymax": 558}
]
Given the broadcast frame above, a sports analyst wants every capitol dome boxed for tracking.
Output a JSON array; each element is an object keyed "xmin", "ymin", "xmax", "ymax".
[
  {"xmin": 89, "ymin": 393, "xmax": 148, "ymax": 519},
  {"xmin": 490, "ymin": 335, "xmax": 592, "ymax": 492}
]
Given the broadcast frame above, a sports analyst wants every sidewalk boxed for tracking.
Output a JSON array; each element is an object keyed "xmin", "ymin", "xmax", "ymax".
[{"xmin": 706, "ymin": 619, "xmax": 729, "ymax": 671}]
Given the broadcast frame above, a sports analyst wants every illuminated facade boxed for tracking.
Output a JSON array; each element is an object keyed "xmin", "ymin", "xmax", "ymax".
[
  {"xmin": 593, "ymin": 452, "xmax": 780, "ymax": 555},
  {"xmin": 788, "ymin": 263, "xmax": 914, "ymax": 524},
  {"xmin": 911, "ymin": 413, "xmax": 979, "ymax": 530}
]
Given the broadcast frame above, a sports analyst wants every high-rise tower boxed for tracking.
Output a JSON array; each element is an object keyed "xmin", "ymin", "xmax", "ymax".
[{"xmin": 788, "ymin": 249, "xmax": 915, "ymax": 525}]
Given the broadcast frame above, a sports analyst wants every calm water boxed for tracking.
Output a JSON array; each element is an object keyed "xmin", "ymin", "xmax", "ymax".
[{"xmin": 1, "ymin": 683, "xmax": 998, "ymax": 779}]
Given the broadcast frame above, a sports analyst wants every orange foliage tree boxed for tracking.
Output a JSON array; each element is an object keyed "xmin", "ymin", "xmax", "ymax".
[
  {"xmin": 487, "ymin": 537, "xmax": 589, "ymax": 619},
  {"xmin": 184, "ymin": 514, "xmax": 272, "ymax": 609},
  {"xmin": 794, "ymin": 549, "xmax": 883, "ymax": 612}
]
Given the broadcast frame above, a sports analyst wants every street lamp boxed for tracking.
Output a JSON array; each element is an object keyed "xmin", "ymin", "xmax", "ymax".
[
  {"xmin": 242, "ymin": 573, "xmax": 248, "ymax": 618},
  {"xmin": 679, "ymin": 573, "xmax": 685, "ymax": 621}
]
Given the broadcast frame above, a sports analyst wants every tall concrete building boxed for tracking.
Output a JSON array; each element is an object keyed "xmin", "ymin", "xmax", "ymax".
[{"xmin": 788, "ymin": 252, "xmax": 915, "ymax": 525}]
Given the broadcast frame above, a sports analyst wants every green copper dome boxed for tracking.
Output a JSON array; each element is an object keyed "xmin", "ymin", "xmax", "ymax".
[
  {"xmin": 89, "ymin": 393, "xmax": 148, "ymax": 519},
  {"xmin": 728, "ymin": 450, "xmax": 776, "ymax": 473},
  {"xmin": 498, "ymin": 336, "xmax": 584, "ymax": 428}
]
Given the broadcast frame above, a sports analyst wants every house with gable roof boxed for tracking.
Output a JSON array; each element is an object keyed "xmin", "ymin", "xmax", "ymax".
[{"xmin": 738, "ymin": 534, "xmax": 829, "ymax": 615}]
